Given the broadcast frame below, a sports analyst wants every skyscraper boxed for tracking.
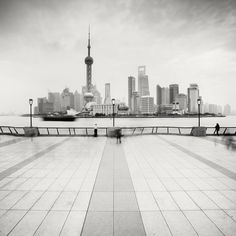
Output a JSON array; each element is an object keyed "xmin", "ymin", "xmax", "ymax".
[
  {"xmin": 131, "ymin": 91, "xmax": 139, "ymax": 114},
  {"xmin": 156, "ymin": 85, "xmax": 162, "ymax": 112},
  {"xmin": 161, "ymin": 87, "xmax": 170, "ymax": 105},
  {"xmin": 128, "ymin": 76, "xmax": 135, "ymax": 111},
  {"xmin": 138, "ymin": 66, "xmax": 149, "ymax": 97},
  {"xmin": 169, "ymin": 84, "xmax": 179, "ymax": 104},
  {"xmin": 187, "ymin": 84, "xmax": 199, "ymax": 113},
  {"xmin": 104, "ymin": 83, "xmax": 111, "ymax": 104},
  {"xmin": 84, "ymin": 27, "xmax": 94, "ymax": 105}
]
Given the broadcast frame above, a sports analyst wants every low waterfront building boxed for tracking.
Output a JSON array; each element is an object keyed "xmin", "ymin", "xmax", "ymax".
[
  {"xmin": 159, "ymin": 104, "xmax": 173, "ymax": 114},
  {"xmin": 92, "ymin": 104, "xmax": 118, "ymax": 116},
  {"xmin": 140, "ymin": 96, "xmax": 154, "ymax": 114}
]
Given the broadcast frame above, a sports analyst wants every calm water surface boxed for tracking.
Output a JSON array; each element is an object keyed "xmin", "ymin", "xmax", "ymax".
[{"xmin": 0, "ymin": 115, "xmax": 235, "ymax": 127}]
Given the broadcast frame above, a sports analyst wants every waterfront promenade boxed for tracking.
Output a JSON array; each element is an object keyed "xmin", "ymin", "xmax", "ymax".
[{"xmin": 0, "ymin": 135, "xmax": 236, "ymax": 235}]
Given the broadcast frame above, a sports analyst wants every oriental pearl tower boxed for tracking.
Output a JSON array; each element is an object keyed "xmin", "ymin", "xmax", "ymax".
[{"xmin": 84, "ymin": 27, "xmax": 94, "ymax": 106}]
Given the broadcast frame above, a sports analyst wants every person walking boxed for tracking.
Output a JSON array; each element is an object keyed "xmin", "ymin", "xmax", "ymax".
[{"xmin": 214, "ymin": 123, "xmax": 220, "ymax": 135}]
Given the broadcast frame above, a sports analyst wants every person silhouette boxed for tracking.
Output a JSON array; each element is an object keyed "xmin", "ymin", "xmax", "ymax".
[
  {"xmin": 94, "ymin": 124, "xmax": 97, "ymax": 137},
  {"xmin": 214, "ymin": 123, "xmax": 220, "ymax": 135},
  {"xmin": 116, "ymin": 129, "xmax": 121, "ymax": 143}
]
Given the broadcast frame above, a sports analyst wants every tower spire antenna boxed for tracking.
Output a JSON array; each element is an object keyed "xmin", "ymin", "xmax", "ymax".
[{"xmin": 88, "ymin": 25, "xmax": 91, "ymax": 56}]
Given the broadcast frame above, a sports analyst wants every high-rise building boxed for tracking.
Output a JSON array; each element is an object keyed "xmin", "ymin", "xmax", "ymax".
[
  {"xmin": 161, "ymin": 87, "xmax": 169, "ymax": 105},
  {"xmin": 84, "ymin": 27, "xmax": 94, "ymax": 105},
  {"xmin": 175, "ymin": 93, "xmax": 187, "ymax": 114},
  {"xmin": 209, "ymin": 104, "xmax": 218, "ymax": 114},
  {"xmin": 37, "ymin": 97, "xmax": 53, "ymax": 114},
  {"xmin": 48, "ymin": 92, "xmax": 61, "ymax": 112},
  {"xmin": 223, "ymin": 104, "xmax": 231, "ymax": 115},
  {"xmin": 187, "ymin": 84, "xmax": 199, "ymax": 113},
  {"xmin": 128, "ymin": 76, "xmax": 135, "ymax": 111},
  {"xmin": 156, "ymin": 85, "xmax": 162, "ymax": 113},
  {"xmin": 138, "ymin": 66, "xmax": 149, "ymax": 97},
  {"xmin": 74, "ymin": 90, "xmax": 83, "ymax": 112},
  {"xmin": 131, "ymin": 91, "xmax": 139, "ymax": 114},
  {"xmin": 104, "ymin": 83, "xmax": 111, "ymax": 104},
  {"xmin": 61, "ymin": 88, "xmax": 74, "ymax": 111},
  {"xmin": 169, "ymin": 84, "xmax": 179, "ymax": 104},
  {"xmin": 140, "ymin": 96, "xmax": 154, "ymax": 114},
  {"xmin": 156, "ymin": 85, "xmax": 162, "ymax": 105}
]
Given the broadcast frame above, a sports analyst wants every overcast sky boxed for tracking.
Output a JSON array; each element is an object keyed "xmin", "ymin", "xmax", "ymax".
[{"xmin": 0, "ymin": 0, "xmax": 235, "ymax": 113}]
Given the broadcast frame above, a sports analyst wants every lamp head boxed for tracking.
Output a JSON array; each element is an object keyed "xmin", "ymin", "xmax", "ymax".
[
  {"xmin": 29, "ymin": 99, "xmax": 33, "ymax": 105},
  {"xmin": 112, "ymin": 98, "xmax": 115, "ymax": 105},
  {"xmin": 197, "ymin": 98, "xmax": 201, "ymax": 105}
]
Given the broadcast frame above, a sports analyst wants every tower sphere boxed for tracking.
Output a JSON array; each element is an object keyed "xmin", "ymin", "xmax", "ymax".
[{"xmin": 85, "ymin": 56, "xmax": 93, "ymax": 65}]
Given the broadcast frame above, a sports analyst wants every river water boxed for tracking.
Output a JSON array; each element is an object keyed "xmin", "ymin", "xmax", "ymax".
[{"xmin": 0, "ymin": 115, "xmax": 235, "ymax": 127}]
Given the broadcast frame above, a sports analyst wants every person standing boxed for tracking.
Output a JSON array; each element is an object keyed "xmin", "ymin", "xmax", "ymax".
[
  {"xmin": 116, "ymin": 129, "xmax": 122, "ymax": 143},
  {"xmin": 94, "ymin": 124, "xmax": 97, "ymax": 137},
  {"xmin": 214, "ymin": 123, "xmax": 220, "ymax": 135}
]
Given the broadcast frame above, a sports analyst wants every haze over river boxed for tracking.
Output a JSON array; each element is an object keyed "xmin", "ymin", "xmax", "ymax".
[{"xmin": 0, "ymin": 115, "xmax": 235, "ymax": 128}]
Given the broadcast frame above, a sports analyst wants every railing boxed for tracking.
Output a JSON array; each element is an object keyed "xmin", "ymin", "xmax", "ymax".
[{"xmin": 0, "ymin": 126, "xmax": 235, "ymax": 137}]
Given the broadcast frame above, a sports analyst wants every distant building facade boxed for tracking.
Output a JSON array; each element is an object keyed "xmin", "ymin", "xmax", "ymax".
[
  {"xmin": 138, "ymin": 66, "xmax": 149, "ymax": 97},
  {"xmin": 61, "ymin": 88, "xmax": 74, "ymax": 112},
  {"xmin": 161, "ymin": 87, "xmax": 170, "ymax": 105},
  {"xmin": 104, "ymin": 83, "xmax": 111, "ymax": 104},
  {"xmin": 131, "ymin": 91, "xmax": 139, "ymax": 114},
  {"xmin": 92, "ymin": 104, "xmax": 118, "ymax": 116},
  {"xmin": 224, "ymin": 104, "xmax": 231, "ymax": 115},
  {"xmin": 74, "ymin": 90, "xmax": 83, "ymax": 112},
  {"xmin": 175, "ymin": 93, "xmax": 187, "ymax": 114},
  {"xmin": 187, "ymin": 84, "xmax": 199, "ymax": 113},
  {"xmin": 140, "ymin": 96, "xmax": 154, "ymax": 114},
  {"xmin": 156, "ymin": 84, "xmax": 162, "ymax": 113},
  {"xmin": 48, "ymin": 92, "xmax": 61, "ymax": 112},
  {"xmin": 169, "ymin": 84, "xmax": 179, "ymax": 104},
  {"xmin": 128, "ymin": 76, "xmax": 136, "ymax": 112},
  {"xmin": 37, "ymin": 97, "xmax": 53, "ymax": 114}
]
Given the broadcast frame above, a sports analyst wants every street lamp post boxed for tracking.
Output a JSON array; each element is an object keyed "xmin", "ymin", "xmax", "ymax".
[
  {"xmin": 112, "ymin": 98, "xmax": 115, "ymax": 127},
  {"xmin": 197, "ymin": 98, "xmax": 201, "ymax": 127},
  {"xmin": 29, "ymin": 99, "xmax": 33, "ymax": 128}
]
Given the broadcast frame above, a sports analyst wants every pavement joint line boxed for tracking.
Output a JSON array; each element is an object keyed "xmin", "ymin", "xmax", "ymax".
[
  {"xmin": 0, "ymin": 137, "xmax": 27, "ymax": 148},
  {"xmin": 0, "ymin": 137, "xmax": 71, "ymax": 182},
  {"xmin": 157, "ymin": 136, "xmax": 236, "ymax": 181}
]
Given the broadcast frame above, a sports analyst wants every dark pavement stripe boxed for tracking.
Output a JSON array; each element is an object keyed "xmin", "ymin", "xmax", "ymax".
[
  {"xmin": 158, "ymin": 136, "xmax": 236, "ymax": 181},
  {"xmin": 0, "ymin": 138, "xmax": 70, "ymax": 181},
  {"xmin": 0, "ymin": 137, "xmax": 26, "ymax": 148},
  {"xmin": 81, "ymin": 140, "xmax": 146, "ymax": 236}
]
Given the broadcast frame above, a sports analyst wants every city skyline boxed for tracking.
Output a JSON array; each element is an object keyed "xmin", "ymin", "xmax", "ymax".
[{"xmin": 0, "ymin": 0, "xmax": 236, "ymax": 113}]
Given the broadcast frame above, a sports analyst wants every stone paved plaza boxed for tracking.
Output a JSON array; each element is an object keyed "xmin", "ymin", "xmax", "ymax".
[{"xmin": 0, "ymin": 135, "xmax": 236, "ymax": 235}]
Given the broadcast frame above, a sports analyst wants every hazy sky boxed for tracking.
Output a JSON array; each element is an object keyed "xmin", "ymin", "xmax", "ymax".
[{"xmin": 0, "ymin": 0, "xmax": 235, "ymax": 113}]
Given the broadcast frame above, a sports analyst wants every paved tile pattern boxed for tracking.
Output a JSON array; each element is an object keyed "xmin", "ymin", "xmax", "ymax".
[
  {"xmin": 123, "ymin": 135, "xmax": 236, "ymax": 236},
  {"xmin": 0, "ymin": 135, "xmax": 235, "ymax": 235}
]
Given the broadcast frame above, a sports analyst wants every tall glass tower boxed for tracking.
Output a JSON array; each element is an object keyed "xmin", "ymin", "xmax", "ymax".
[{"xmin": 138, "ymin": 66, "xmax": 150, "ymax": 97}]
